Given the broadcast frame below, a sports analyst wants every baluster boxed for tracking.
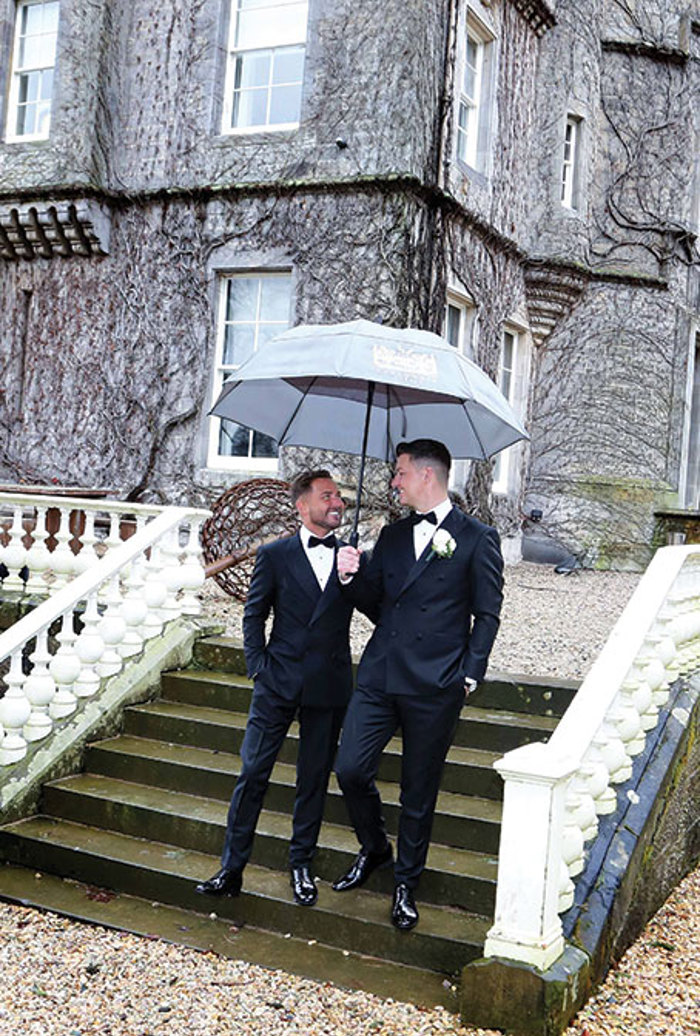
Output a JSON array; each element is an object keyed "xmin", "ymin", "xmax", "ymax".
[
  {"xmin": 580, "ymin": 747, "xmax": 617, "ymax": 815},
  {"xmin": 561, "ymin": 803, "xmax": 585, "ymax": 878},
  {"xmin": 0, "ymin": 650, "xmax": 31, "ymax": 764},
  {"xmin": 557, "ymin": 857, "xmax": 575, "ymax": 913},
  {"xmin": 623, "ymin": 667, "xmax": 658, "ymax": 732},
  {"xmin": 74, "ymin": 593, "xmax": 105, "ymax": 698},
  {"xmin": 48, "ymin": 611, "xmax": 80, "ymax": 719},
  {"xmin": 23, "ymin": 628, "xmax": 56, "ymax": 742},
  {"xmin": 2, "ymin": 506, "xmax": 28, "ymax": 592},
  {"xmin": 158, "ymin": 525, "xmax": 184, "ymax": 623},
  {"xmin": 25, "ymin": 505, "xmax": 52, "ymax": 594},
  {"xmin": 610, "ymin": 691, "xmax": 645, "ymax": 757},
  {"xmin": 639, "ymin": 640, "xmax": 669, "ymax": 710},
  {"xmin": 50, "ymin": 507, "xmax": 77, "ymax": 588},
  {"xmin": 103, "ymin": 510, "xmax": 123, "ymax": 558},
  {"xmin": 73, "ymin": 509, "xmax": 99, "ymax": 576},
  {"xmin": 119, "ymin": 555, "xmax": 147, "ymax": 658},
  {"xmin": 142, "ymin": 543, "xmax": 167, "ymax": 640},
  {"xmin": 180, "ymin": 517, "xmax": 205, "ymax": 616},
  {"xmin": 654, "ymin": 609, "xmax": 681, "ymax": 685},
  {"xmin": 566, "ymin": 774, "xmax": 598, "ymax": 842},
  {"xmin": 96, "ymin": 574, "xmax": 127, "ymax": 677},
  {"xmin": 595, "ymin": 719, "xmax": 632, "ymax": 785}
]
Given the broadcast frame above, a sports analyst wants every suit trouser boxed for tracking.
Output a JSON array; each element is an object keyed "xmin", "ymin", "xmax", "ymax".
[
  {"xmin": 221, "ymin": 682, "xmax": 345, "ymax": 871},
  {"xmin": 335, "ymin": 684, "xmax": 463, "ymax": 888}
]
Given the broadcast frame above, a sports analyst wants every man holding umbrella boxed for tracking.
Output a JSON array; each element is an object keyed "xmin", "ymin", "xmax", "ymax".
[{"xmin": 332, "ymin": 439, "xmax": 504, "ymax": 930}]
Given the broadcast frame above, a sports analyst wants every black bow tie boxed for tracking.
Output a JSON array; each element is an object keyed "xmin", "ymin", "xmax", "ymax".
[
  {"xmin": 409, "ymin": 511, "xmax": 437, "ymax": 526},
  {"xmin": 308, "ymin": 534, "xmax": 337, "ymax": 549}
]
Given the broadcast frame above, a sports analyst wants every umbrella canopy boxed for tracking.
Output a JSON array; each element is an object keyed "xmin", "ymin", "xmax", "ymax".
[{"xmin": 211, "ymin": 318, "xmax": 528, "ymax": 462}]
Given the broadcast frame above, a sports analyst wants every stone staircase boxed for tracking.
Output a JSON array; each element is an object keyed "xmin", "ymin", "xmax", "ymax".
[{"xmin": 0, "ymin": 636, "xmax": 577, "ymax": 1009}]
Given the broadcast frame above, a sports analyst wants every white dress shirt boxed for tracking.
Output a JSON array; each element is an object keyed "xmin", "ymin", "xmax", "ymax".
[
  {"xmin": 300, "ymin": 526, "xmax": 336, "ymax": 590},
  {"xmin": 412, "ymin": 497, "xmax": 453, "ymax": 559}
]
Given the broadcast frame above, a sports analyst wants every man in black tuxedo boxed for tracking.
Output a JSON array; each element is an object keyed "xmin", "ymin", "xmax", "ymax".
[
  {"xmin": 196, "ymin": 469, "xmax": 366, "ymax": 907},
  {"xmin": 332, "ymin": 439, "xmax": 503, "ymax": 930}
]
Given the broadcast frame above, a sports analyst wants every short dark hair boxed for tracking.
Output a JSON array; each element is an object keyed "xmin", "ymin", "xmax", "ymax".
[
  {"xmin": 396, "ymin": 439, "xmax": 451, "ymax": 482},
  {"xmin": 290, "ymin": 469, "xmax": 333, "ymax": 504}
]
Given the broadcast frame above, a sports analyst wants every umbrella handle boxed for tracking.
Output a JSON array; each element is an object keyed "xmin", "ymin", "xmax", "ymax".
[{"xmin": 349, "ymin": 380, "xmax": 375, "ymax": 548}]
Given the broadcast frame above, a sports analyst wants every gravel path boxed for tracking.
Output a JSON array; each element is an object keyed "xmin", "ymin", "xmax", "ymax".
[
  {"xmin": 201, "ymin": 561, "xmax": 643, "ymax": 682},
  {"xmin": 1, "ymin": 560, "xmax": 696, "ymax": 1035}
]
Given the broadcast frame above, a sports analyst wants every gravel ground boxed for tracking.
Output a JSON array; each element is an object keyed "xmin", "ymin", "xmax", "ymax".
[
  {"xmin": 201, "ymin": 561, "xmax": 643, "ymax": 682},
  {"xmin": 1, "ymin": 559, "xmax": 696, "ymax": 1035}
]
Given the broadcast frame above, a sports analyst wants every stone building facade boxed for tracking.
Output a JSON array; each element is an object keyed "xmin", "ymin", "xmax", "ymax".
[{"xmin": 0, "ymin": 0, "xmax": 698, "ymax": 568}]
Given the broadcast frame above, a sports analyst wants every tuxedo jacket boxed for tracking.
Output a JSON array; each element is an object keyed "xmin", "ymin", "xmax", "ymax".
[
  {"xmin": 346, "ymin": 506, "xmax": 503, "ymax": 696},
  {"xmin": 243, "ymin": 532, "xmax": 368, "ymax": 709}
]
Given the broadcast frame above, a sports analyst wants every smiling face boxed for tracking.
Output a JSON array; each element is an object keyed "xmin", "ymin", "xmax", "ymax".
[
  {"xmin": 296, "ymin": 477, "xmax": 345, "ymax": 536},
  {"xmin": 391, "ymin": 453, "xmax": 428, "ymax": 511}
]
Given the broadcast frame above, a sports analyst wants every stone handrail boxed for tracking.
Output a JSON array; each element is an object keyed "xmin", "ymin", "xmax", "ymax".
[
  {"xmin": 0, "ymin": 501, "xmax": 210, "ymax": 767},
  {"xmin": 484, "ymin": 544, "xmax": 700, "ymax": 970}
]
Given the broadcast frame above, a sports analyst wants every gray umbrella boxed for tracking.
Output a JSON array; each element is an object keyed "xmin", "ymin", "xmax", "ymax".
[{"xmin": 211, "ymin": 319, "xmax": 529, "ymax": 542}]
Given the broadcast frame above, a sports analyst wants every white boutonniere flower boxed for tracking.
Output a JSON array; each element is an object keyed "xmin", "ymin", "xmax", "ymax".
[{"xmin": 430, "ymin": 528, "xmax": 457, "ymax": 559}]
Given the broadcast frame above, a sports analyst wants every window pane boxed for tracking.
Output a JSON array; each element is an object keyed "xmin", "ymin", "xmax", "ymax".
[
  {"xmin": 235, "ymin": 0, "xmax": 307, "ymax": 49},
  {"xmin": 18, "ymin": 71, "xmax": 38, "ymax": 103},
  {"xmin": 226, "ymin": 277, "xmax": 259, "ymax": 322},
  {"xmin": 42, "ymin": 2, "xmax": 60, "ymax": 34},
  {"xmin": 446, "ymin": 305, "xmax": 461, "ymax": 348},
  {"xmin": 268, "ymin": 82, "xmax": 301, "ymax": 125},
  {"xmin": 235, "ymin": 50, "xmax": 271, "ymax": 89},
  {"xmin": 222, "ymin": 325, "xmax": 256, "ymax": 367},
  {"xmin": 272, "ymin": 46, "xmax": 304, "ymax": 84},
  {"xmin": 16, "ymin": 102, "xmax": 35, "ymax": 136},
  {"xmin": 232, "ymin": 86, "xmax": 269, "ymax": 128},
  {"xmin": 260, "ymin": 276, "xmax": 291, "ymax": 321},
  {"xmin": 39, "ymin": 68, "xmax": 53, "ymax": 99},
  {"xmin": 252, "ymin": 430, "xmax": 279, "ymax": 457},
  {"xmin": 465, "ymin": 38, "xmax": 479, "ymax": 100},
  {"xmin": 35, "ymin": 98, "xmax": 51, "ymax": 135},
  {"xmin": 219, "ymin": 420, "xmax": 252, "ymax": 457}
]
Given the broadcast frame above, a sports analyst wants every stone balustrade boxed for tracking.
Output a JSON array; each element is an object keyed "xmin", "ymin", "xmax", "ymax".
[
  {"xmin": 0, "ymin": 499, "xmax": 210, "ymax": 767},
  {"xmin": 484, "ymin": 544, "xmax": 700, "ymax": 970},
  {"xmin": 0, "ymin": 492, "xmax": 170, "ymax": 592}
]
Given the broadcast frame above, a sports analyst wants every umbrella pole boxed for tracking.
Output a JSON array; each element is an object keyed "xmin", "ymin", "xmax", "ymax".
[{"xmin": 350, "ymin": 380, "xmax": 375, "ymax": 547}]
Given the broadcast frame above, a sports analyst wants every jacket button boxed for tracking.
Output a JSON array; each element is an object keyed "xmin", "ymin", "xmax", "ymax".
[{"xmin": 390, "ymin": 631, "xmax": 398, "ymax": 638}]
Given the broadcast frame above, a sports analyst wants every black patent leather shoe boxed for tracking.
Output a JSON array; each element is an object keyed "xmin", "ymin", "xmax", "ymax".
[
  {"xmin": 194, "ymin": 867, "xmax": 242, "ymax": 897},
  {"xmin": 332, "ymin": 843, "xmax": 393, "ymax": 892},
  {"xmin": 391, "ymin": 883, "xmax": 419, "ymax": 930},
  {"xmin": 290, "ymin": 865, "xmax": 318, "ymax": 906}
]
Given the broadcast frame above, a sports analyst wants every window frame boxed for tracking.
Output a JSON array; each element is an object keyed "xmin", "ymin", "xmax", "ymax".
[
  {"xmin": 455, "ymin": 10, "xmax": 495, "ymax": 174},
  {"xmin": 5, "ymin": 0, "xmax": 60, "ymax": 143},
  {"xmin": 221, "ymin": 0, "xmax": 308, "ymax": 136},
  {"xmin": 560, "ymin": 114, "xmax": 582, "ymax": 210},
  {"xmin": 444, "ymin": 289, "xmax": 477, "ymax": 360},
  {"xmin": 206, "ymin": 270, "xmax": 293, "ymax": 472},
  {"xmin": 492, "ymin": 325, "xmax": 529, "ymax": 497}
]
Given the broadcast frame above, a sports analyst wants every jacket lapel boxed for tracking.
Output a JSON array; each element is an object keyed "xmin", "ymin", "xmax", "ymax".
[
  {"xmin": 397, "ymin": 506, "xmax": 461, "ymax": 598},
  {"xmin": 287, "ymin": 533, "xmax": 323, "ymax": 604}
]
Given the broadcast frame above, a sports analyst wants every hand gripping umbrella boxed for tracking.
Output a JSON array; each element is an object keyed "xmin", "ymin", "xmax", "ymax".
[{"xmin": 210, "ymin": 319, "xmax": 529, "ymax": 545}]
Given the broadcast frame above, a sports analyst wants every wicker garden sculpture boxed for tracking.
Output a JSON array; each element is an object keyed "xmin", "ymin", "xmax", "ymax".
[{"xmin": 201, "ymin": 478, "xmax": 299, "ymax": 601}]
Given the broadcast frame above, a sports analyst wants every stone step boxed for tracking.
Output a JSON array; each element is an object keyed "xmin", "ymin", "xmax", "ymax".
[
  {"xmin": 0, "ymin": 817, "xmax": 490, "ymax": 976},
  {"xmin": 86, "ymin": 735, "xmax": 503, "ymax": 854},
  {"xmin": 161, "ymin": 669, "xmax": 559, "ymax": 753},
  {"xmin": 189, "ymin": 639, "xmax": 578, "ymax": 719},
  {"xmin": 40, "ymin": 774, "xmax": 498, "ymax": 914},
  {"xmin": 123, "ymin": 700, "xmax": 504, "ymax": 800},
  {"xmin": 0, "ymin": 865, "xmax": 459, "ymax": 1012}
]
